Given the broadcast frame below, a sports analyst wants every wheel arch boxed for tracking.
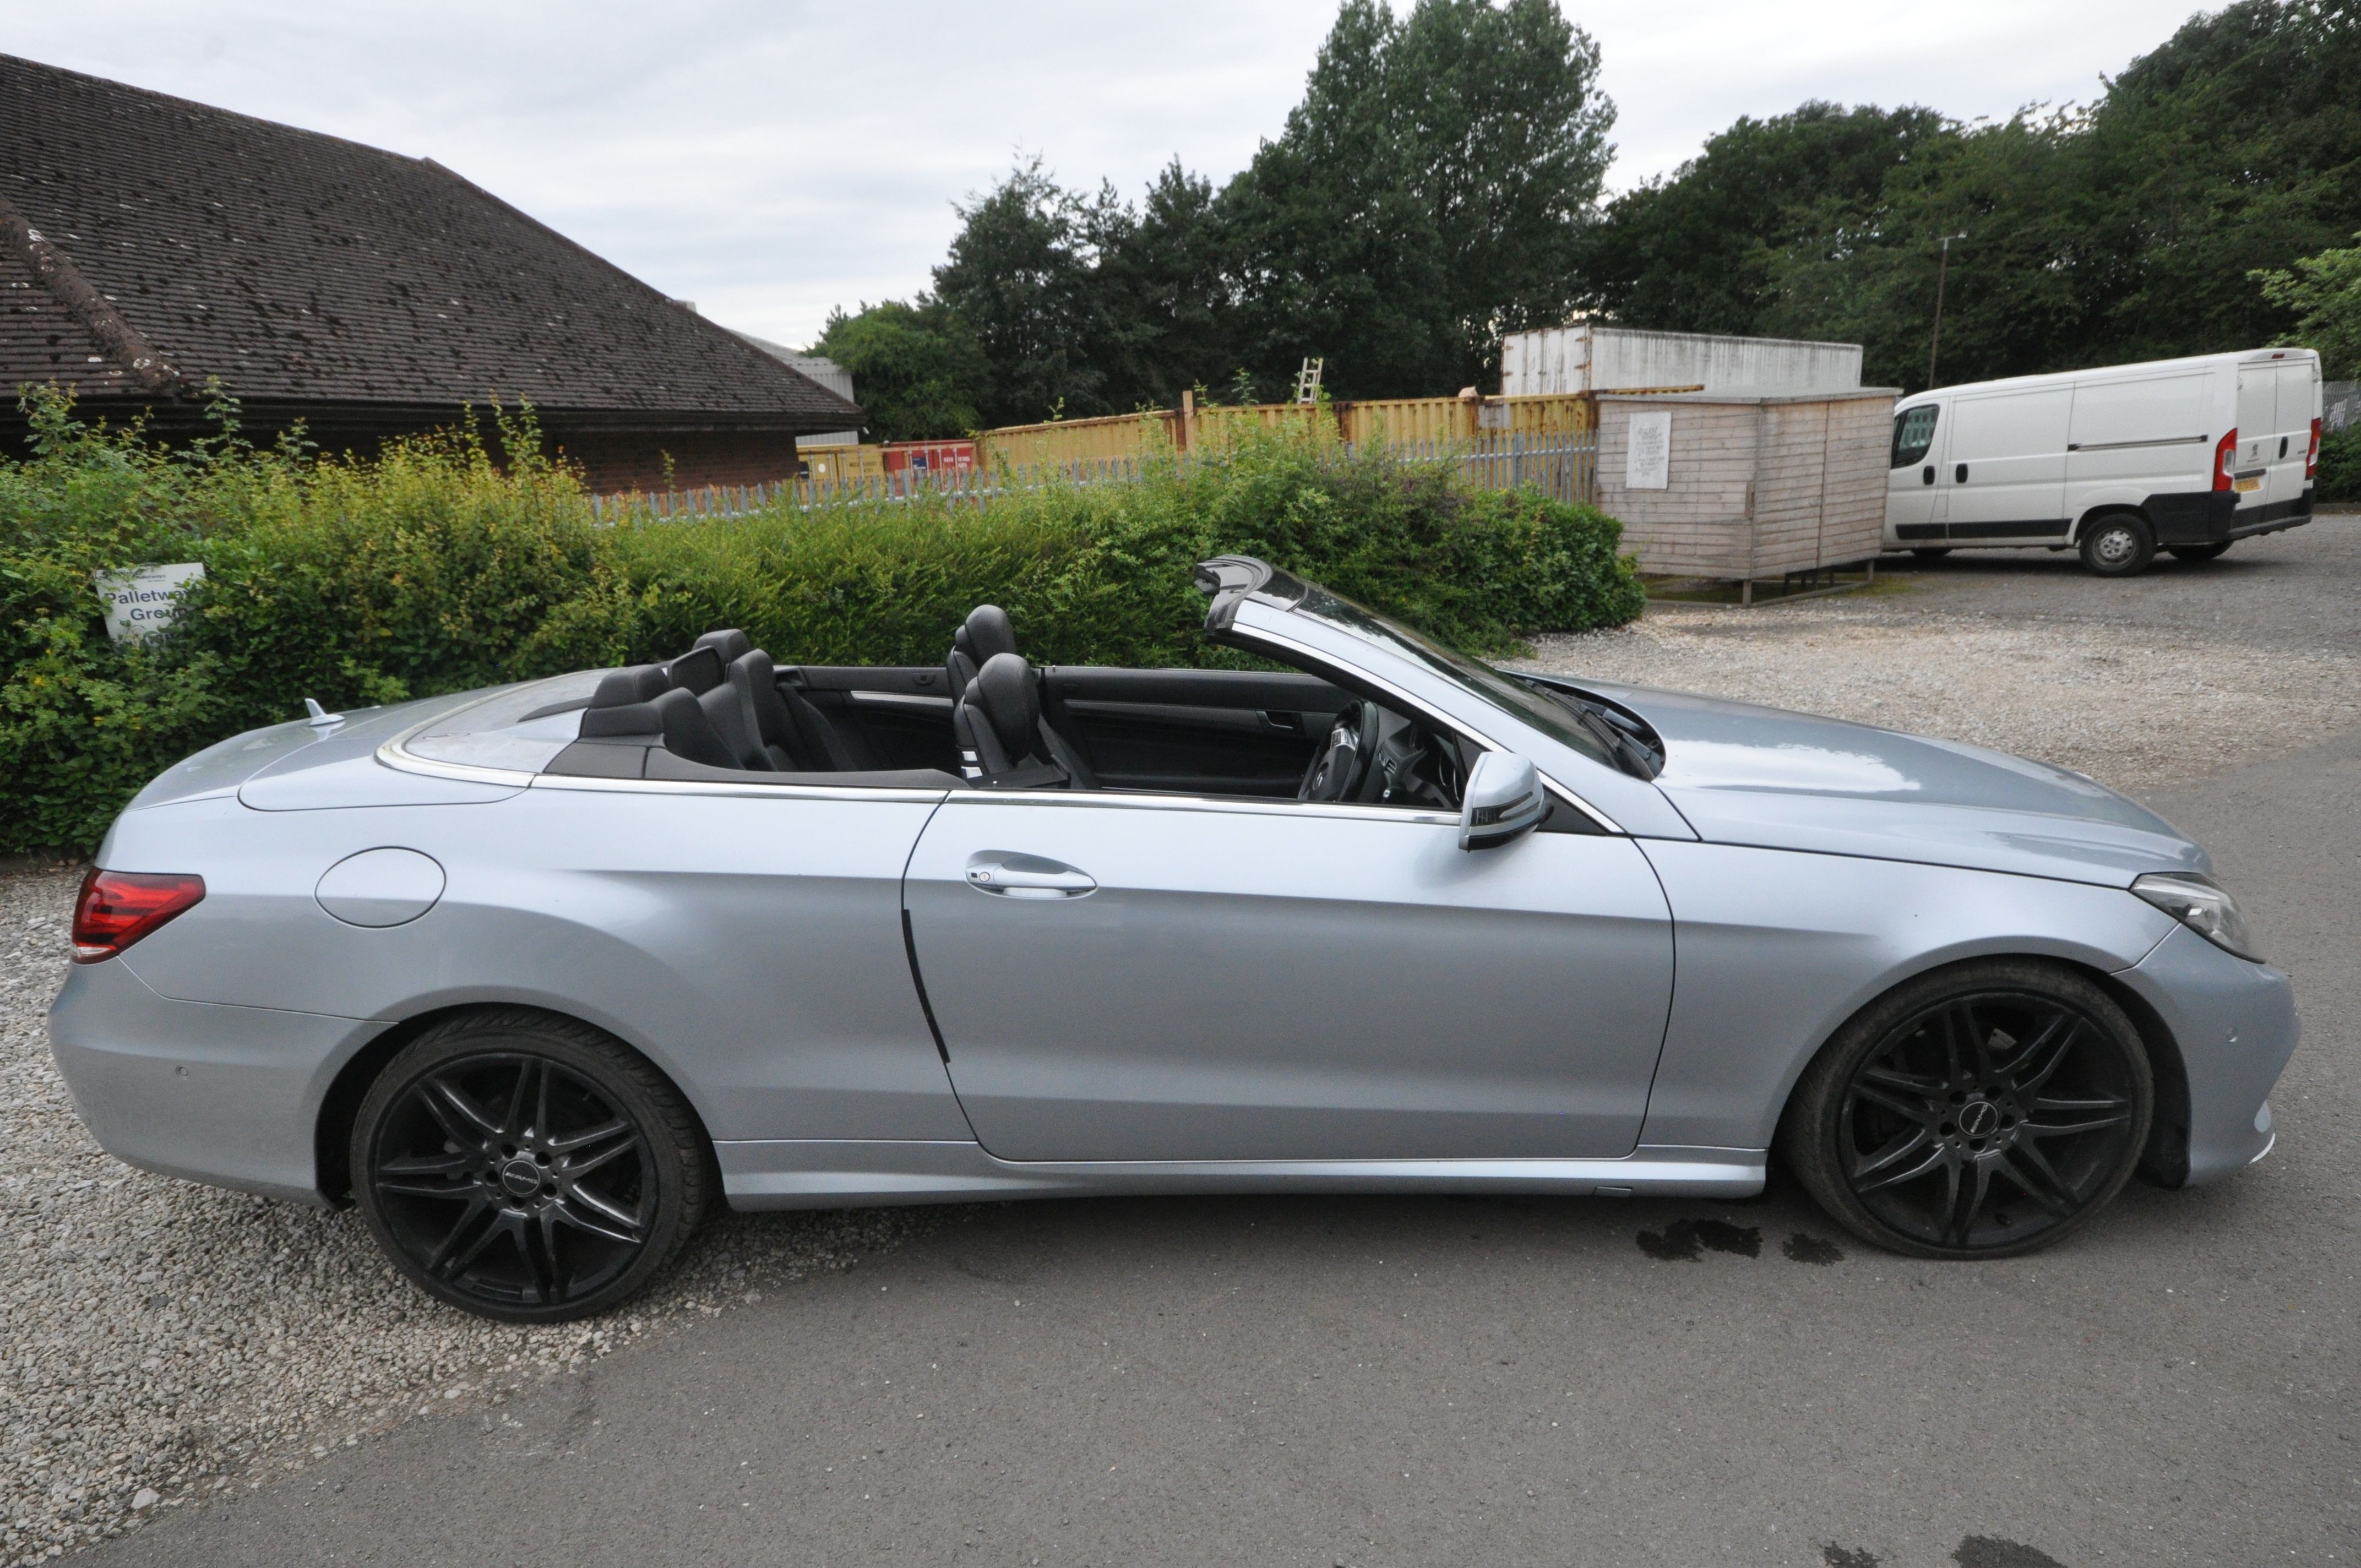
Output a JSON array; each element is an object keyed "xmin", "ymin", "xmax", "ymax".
[
  {"xmin": 312, "ymin": 1003, "xmax": 719, "ymax": 1205},
  {"xmin": 2070, "ymin": 500, "xmax": 2151, "ymax": 546},
  {"xmin": 1768, "ymin": 951, "xmax": 2191, "ymax": 1187}
]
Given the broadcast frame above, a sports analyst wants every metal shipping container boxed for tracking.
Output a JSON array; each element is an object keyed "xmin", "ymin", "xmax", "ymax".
[{"xmin": 1501, "ymin": 325, "xmax": 1863, "ymax": 398}]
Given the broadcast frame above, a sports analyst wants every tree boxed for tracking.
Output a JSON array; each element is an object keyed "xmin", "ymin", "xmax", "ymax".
[
  {"xmin": 1223, "ymin": 0, "xmax": 1614, "ymax": 395},
  {"xmin": 931, "ymin": 159, "xmax": 1112, "ymax": 427},
  {"xmin": 808, "ymin": 298, "xmax": 988, "ymax": 442},
  {"xmin": 1580, "ymin": 102, "xmax": 1951, "ymax": 337},
  {"xmin": 2254, "ymin": 231, "xmax": 2361, "ymax": 375}
]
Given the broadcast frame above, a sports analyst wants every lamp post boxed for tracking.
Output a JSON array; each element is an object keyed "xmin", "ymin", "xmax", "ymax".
[{"xmin": 1927, "ymin": 233, "xmax": 1967, "ymax": 388}]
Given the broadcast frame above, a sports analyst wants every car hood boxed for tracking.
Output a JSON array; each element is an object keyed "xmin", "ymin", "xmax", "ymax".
[{"xmin": 1556, "ymin": 679, "xmax": 2208, "ymax": 887}]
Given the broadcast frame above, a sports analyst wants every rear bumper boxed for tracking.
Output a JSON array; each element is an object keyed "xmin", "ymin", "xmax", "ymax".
[
  {"xmin": 46, "ymin": 957, "xmax": 377, "ymax": 1206},
  {"xmin": 2142, "ymin": 487, "xmax": 2313, "ymax": 545}
]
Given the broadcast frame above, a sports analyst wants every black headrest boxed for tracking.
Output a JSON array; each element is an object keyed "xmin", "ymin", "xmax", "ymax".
[
  {"xmin": 587, "ymin": 665, "xmax": 670, "ymax": 710},
  {"xmin": 967, "ymin": 651, "xmax": 1039, "ymax": 764},
  {"xmin": 964, "ymin": 605, "xmax": 1018, "ymax": 665},
  {"xmin": 666, "ymin": 644, "xmax": 725, "ymax": 695},
  {"xmin": 653, "ymin": 685, "xmax": 741, "ymax": 770},
  {"xmin": 695, "ymin": 629, "xmax": 754, "ymax": 664}
]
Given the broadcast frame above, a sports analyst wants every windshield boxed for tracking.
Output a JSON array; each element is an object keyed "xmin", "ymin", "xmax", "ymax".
[{"xmin": 1289, "ymin": 584, "xmax": 1619, "ymax": 770}]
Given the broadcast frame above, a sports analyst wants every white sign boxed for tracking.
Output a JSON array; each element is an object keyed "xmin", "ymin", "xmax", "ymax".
[
  {"xmin": 1624, "ymin": 409, "xmax": 1672, "ymax": 490},
  {"xmin": 94, "ymin": 562, "xmax": 205, "ymax": 644}
]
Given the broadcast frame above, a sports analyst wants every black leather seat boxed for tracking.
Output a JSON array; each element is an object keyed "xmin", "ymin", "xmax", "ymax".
[
  {"xmin": 959, "ymin": 652, "xmax": 1097, "ymax": 787},
  {"xmin": 945, "ymin": 605, "xmax": 1017, "ymax": 700}
]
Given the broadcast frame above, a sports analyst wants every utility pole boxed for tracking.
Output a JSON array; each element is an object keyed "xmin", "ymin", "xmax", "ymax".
[{"xmin": 1927, "ymin": 233, "xmax": 1967, "ymax": 388}]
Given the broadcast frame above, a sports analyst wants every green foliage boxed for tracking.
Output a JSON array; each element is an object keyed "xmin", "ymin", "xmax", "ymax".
[
  {"xmin": 809, "ymin": 298, "xmax": 989, "ymax": 441},
  {"xmin": 913, "ymin": 0, "xmax": 1612, "ymax": 415},
  {"xmin": 1582, "ymin": 103, "xmax": 1952, "ymax": 339},
  {"xmin": 1596, "ymin": 1, "xmax": 2361, "ymax": 391},
  {"xmin": 2317, "ymin": 421, "xmax": 2361, "ymax": 502},
  {"xmin": 0, "ymin": 395, "xmax": 1642, "ymax": 854},
  {"xmin": 2254, "ymin": 231, "xmax": 2361, "ymax": 378}
]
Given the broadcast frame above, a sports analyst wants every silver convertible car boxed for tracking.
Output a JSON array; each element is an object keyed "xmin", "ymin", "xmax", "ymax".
[{"xmin": 51, "ymin": 557, "xmax": 2295, "ymax": 1321}]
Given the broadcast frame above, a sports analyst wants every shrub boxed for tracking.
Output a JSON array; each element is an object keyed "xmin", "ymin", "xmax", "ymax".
[
  {"xmin": 2318, "ymin": 422, "xmax": 2361, "ymax": 503},
  {"xmin": 1, "ymin": 395, "xmax": 1643, "ymax": 853}
]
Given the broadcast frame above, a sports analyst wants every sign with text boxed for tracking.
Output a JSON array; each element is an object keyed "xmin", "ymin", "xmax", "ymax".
[
  {"xmin": 1625, "ymin": 409, "xmax": 1672, "ymax": 490},
  {"xmin": 95, "ymin": 563, "xmax": 205, "ymax": 644}
]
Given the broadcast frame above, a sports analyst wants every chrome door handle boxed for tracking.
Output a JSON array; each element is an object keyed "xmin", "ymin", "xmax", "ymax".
[{"xmin": 964, "ymin": 853, "xmax": 1096, "ymax": 899}]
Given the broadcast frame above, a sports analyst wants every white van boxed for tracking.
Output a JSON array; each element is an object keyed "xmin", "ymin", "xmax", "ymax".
[{"xmin": 1885, "ymin": 349, "xmax": 2322, "ymax": 575}]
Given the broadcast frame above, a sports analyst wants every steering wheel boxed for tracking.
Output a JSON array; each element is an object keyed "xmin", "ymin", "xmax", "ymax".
[{"xmin": 1299, "ymin": 700, "xmax": 1383, "ymax": 803}]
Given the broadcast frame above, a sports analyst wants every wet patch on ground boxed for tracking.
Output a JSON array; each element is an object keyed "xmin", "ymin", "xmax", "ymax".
[
  {"xmin": 1783, "ymin": 1231, "xmax": 1845, "ymax": 1265},
  {"xmin": 1634, "ymin": 1218, "xmax": 1761, "ymax": 1261}
]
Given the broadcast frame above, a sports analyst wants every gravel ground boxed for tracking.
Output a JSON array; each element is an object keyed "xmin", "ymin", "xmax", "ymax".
[
  {"xmin": 8, "ymin": 521, "xmax": 2357, "ymax": 1561},
  {"xmin": 0, "ymin": 868, "xmax": 932, "ymax": 1565},
  {"xmin": 1521, "ymin": 583, "xmax": 2361, "ymax": 798}
]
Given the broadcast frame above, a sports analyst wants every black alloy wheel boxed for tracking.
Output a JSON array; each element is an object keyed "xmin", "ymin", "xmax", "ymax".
[
  {"xmin": 1782, "ymin": 962, "xmax": 2153, "ymax": 1260},
  {"xmin": 352, "ymin": 1011, "xmax": 710, "ymax": 1321},
  {"xmin": 2168, "ymin": 542, "xmax": 2231, "ymax": 563},
  {"xmin": 2078, "ymin": 514, "xmax": 2156, "ymax": 576}
]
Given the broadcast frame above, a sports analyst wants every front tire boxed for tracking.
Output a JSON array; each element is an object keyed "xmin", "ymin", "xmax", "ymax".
[
  {"xmin": 1779, "ymin": 961, "xmax": 2152, "ymax": 1260},
  {"xmin": 2078, "ymin": 514, "xmax": 2156, "ymax": 576},
  {"xmin": 351, "ymin": 1010, "xmax": 712, "ymax": 1322}
]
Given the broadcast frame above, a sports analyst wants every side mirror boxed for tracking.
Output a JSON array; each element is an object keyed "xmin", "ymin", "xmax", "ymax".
[{"xmin": 1459, "ymin": 752, "xmax": 1546, "ymax": 851}]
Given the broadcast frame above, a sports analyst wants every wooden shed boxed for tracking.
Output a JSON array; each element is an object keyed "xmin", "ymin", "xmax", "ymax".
[{"xmin": 1592, "ymin": 389, "xmax": 1899, "ymax": 595}]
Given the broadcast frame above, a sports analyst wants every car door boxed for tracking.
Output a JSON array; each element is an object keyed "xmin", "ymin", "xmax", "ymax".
[
  {"xmin": 1941, "ymin": 388, "xmax": 2072, "ymax": 542},
  {"xmin": 1887, "ymin": 403, "xmax": 1944, "ymax": 543},
  {"xmin": 901, "ymin": 788, "xmax": 1675, "ymax": 1163}
]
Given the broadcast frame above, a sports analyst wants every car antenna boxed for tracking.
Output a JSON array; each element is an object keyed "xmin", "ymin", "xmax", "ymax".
[{"xmin": 303, "ymin": 697, "xmax": 344, "ymax": 728}]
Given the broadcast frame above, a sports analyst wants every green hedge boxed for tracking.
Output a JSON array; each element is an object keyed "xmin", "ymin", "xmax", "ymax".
[
  {"xmin": 1, "ymin": 394, "xmax": 1645, "ymax": 853},
  {"xmin": 2319, "ymin": 422, "xmax": 2361, "ymax": 504}
]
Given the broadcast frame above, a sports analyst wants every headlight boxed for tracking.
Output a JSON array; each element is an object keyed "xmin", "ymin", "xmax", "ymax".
[{"xmin": 2132, "ymin": 872, "xmax": 2265, "ymax": 962}]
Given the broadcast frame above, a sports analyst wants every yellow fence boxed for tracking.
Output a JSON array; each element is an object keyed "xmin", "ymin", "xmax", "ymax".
[{"xmin": 972, "ymin": 393, "xmax": 1597, "ymax": 471}]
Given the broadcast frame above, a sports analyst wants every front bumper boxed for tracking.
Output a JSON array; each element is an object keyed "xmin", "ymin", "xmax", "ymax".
[
  {"xmin": 2112, "ymin": 922, "xmax": 2300, "ymax": 1185},
  {"xmin": 46, "ymin": 956, "xmax": 380, "ymax": 1206}
]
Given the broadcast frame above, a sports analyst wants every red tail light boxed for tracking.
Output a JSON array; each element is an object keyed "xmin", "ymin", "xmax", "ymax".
[
  {"xmin": 72, "ymin": 869, "xmax": 205, "ymax": 962},
  {"xmin": 2212, "ymin": 427, "xmax": 2238, "ymax": 492},
  {"xmin": 2309, "ymin": 417, "xmax": 2322, "ymax": 482}
]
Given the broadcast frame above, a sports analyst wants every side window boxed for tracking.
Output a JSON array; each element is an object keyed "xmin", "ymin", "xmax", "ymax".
[{"xmin": 1891, "ymin": 405, "xmax": 1939, "ymax": 468}]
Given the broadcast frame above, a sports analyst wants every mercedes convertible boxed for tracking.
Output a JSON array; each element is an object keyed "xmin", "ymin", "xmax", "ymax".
[{"xmin": 50, "ymin": 557, "xmax": 2296, "ymax": 1321}]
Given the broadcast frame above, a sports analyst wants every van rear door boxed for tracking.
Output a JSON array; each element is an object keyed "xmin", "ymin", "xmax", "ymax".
[
  {"xmin": 2266, "ymin": 360, "xmax": 2320, "ymax": 518},
  {"xmin": 1940, "ymin": 387, "xmax": 2071, "ymax": 542},
  {"xmin": 2232, "ymin": 365, "xmax": 2278, "ymax": 510}
]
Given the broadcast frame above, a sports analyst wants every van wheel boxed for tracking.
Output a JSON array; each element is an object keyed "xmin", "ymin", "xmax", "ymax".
[
  {"xmin": 1910, "ymin": 547, "xmax": 1951, "ymax": 559},
  {"xmin": 2168, "ymin": 542, "xmax": 2230, "ymax": 563},
  {"xmin": 2078, "ymin": 515, "xmax": 2155, "ymax": 576}
]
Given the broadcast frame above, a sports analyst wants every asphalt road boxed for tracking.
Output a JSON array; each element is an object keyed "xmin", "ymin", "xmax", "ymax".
[{"xmin": 93, "ymin": 576, "xmax": 2360, "ymax": 1568}]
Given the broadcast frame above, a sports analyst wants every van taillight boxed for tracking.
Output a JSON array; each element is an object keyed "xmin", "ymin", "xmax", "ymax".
[
  {"xmin": 71, "ymin": 869, "xmax": 205, "ymax": 962},
  {"xmin": 2309, "ymin": 418, "xmax": 2322, "ymax": 481},
  {"xmin": 2212, "ymin": 428, "xmax": 2238, "ymax": 492}
]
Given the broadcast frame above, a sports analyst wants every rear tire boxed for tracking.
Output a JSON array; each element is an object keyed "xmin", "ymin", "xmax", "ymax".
[
  {"xmin": 1778, "ymin": 961, "xmax": 2153, "ymax": 1261},
  {"xmin": 351, "ymin": 1010, "xmax": 712, "ymax": 1322},
  {"xmin": 2078, "ymin": 514, "xmax": 2156, "ymax": 576},
  {"xmin": 2168, "ymin": 542, "xmax": 2231, "ymax": 562}
]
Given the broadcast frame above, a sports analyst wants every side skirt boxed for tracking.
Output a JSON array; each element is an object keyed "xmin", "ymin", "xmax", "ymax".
[{"xmin": 714, "ymin": 1139, "xmax": 1766, "ymax": 1210}]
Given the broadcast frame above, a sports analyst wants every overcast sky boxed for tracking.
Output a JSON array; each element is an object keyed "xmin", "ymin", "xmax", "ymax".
[{"xmin": 12, "ymin": 1, "xmax": 2206, "ymax": 348}]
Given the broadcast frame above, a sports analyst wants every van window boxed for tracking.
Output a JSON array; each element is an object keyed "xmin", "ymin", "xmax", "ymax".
[{"xmin": 1891, "ymin": 405, "xmax": 1939, "ymax": 467}]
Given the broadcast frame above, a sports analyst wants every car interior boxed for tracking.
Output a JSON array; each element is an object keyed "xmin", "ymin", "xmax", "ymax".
[{"xmin": 540, "ymin": 604, "xmax": 1480, "ymax": 812}]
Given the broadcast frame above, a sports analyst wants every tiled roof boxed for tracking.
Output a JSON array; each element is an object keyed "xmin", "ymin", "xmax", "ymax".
[{"xmin": 0, "ymin": 55, "xmax": 861, "ymax": 428}]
